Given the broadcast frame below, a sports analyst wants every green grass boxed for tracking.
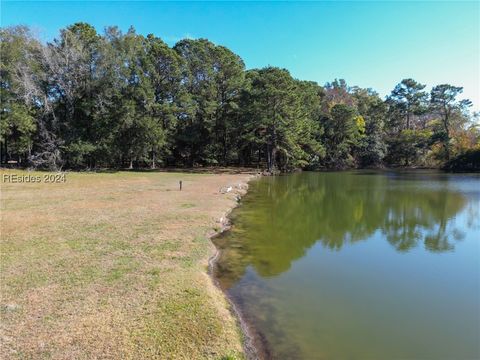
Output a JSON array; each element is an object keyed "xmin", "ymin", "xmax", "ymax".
[{"xmin": 0, "ymin": 169, "xmax": 250, "ymax": 359}]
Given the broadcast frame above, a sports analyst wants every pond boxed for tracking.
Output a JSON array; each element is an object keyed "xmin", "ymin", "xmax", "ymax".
[{"xmin": 213, "ymin": 171, "xmax": 480, "ymax": 359}]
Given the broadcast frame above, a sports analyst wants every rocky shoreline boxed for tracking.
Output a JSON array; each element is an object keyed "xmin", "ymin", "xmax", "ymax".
[{"xmin": 207, "ymin": 174, "xmax": 261, "ymax": 360}]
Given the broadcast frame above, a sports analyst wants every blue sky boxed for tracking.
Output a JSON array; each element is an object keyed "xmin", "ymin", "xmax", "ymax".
[{"xmin": 2, "ymin": 1, "xmax": 479, "ymax": 111}]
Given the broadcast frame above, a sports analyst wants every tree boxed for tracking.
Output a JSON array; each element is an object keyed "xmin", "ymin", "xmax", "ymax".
[
  {"xmin": 385, "ymin": 79, "xmax": 430, "ymax": 166},
  {"xmin": 385, "ymin": 129, "xmax": 432, "ymax": 166},
  {"xmin": 20, "ymin": 22, "xmax": 103, "ymax": 169},
  {"xmin": 211, "ymin": 45, "xmax": 245, "ymax": 165},
  {"xmin": 322, "ymin": 104, "xmax": 361, "ymax": 168},
  {"xmin": 2, "ymin": 23, "xmax": 478, "ymax": 171},
  {"xmin": 294, "ymin": 80, "xmax": 325, "ymax": 168},
  {"xmin": 108, "ymin": 27, "xmax": 161, "ymax": 168},
  {"xmin": 173, "ymin": 39, "xmax": 245, "ymax": 166},
  {"xmin": 59, "ymin": 23, "xmax": 102, "ymax": 168},
  {"xmin": 323, "ymin": 79, "xmax": 355, "ymax": 110},
  {"xmin": 387, "ymin": 78, "xmax": 428, "ymax": 131},
  {"xmin": 238, "ymin": 67, "xmax": 322, "ymax": 171},
  {"xmin": 352, "ymin": 88, "xmax": 387, "ymax": 166},
  {"xmin": 0, "ymin": 26, "xmax": 38, "ymax": 165},
  {"xmin": 144, "ymin": 34, "xmax": 184, "ymax": 167},
  {"xmin": 430, "ymin": 84, "xmax": 472, "ymax": 160}
]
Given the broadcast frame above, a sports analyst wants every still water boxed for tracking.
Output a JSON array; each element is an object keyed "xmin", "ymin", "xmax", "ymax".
[{"xmin": 213, "ymin": 171, "xmax": 480, "ymax": 359}]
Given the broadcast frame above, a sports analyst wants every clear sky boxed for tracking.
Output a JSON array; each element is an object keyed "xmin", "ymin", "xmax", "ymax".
[{"xmin": 2, "ymin": 1, "xmax": 479, "ymax": 111}]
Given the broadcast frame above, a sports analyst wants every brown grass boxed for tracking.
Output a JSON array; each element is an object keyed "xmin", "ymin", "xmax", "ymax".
[{"xmin": 0, "ymin": 169, "xmax": 254, "ymax": 359}]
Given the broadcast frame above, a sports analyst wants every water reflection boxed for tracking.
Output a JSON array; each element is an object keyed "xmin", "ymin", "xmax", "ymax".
[
  {"xmin": 214, "ymin": 171, "xmax": 468, "ymax": 286},
  {"xmin": 214, "ymin": 171, "xmax": 480, "ymax": 359}
]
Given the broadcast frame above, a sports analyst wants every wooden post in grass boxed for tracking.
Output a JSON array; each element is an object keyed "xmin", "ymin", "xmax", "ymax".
[{"xmin": 179, "ymin": 180, "xmax": 182, "ymax": 191}]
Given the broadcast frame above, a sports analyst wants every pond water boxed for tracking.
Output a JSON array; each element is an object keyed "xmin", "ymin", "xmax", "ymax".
[{"xmin": 213, "ymin": 171, "xmax": 480, "ymax": 360}]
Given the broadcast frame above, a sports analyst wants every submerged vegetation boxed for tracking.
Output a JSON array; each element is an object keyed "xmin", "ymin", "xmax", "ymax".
[{"xmin": 1, "ymin": 23, "xmax": 479, "ymax": 172}]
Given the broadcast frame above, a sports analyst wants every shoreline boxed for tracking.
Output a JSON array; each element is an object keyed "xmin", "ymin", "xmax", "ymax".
[
  {"xmin": 207, "ymin": 173, "xmax": 262, "ymax": 360},
  {"xmin": 1, "ymin": 169, "xmax": 257, "ymax": 359}
]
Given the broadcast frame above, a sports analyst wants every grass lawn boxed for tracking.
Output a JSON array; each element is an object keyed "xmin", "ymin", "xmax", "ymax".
[{"xmin": 0, "ymin": 169, "xmax": 252, "ymax": 359}]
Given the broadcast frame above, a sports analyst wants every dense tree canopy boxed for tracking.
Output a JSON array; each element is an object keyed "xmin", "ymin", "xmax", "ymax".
[{"xmin": 1, "ymin": 23, "xmax": 478, "ymax": 171}]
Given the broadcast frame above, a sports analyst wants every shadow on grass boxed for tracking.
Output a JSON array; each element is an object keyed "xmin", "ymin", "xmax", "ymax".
[
  {"xmin": 1, "ymin": 166, "xmax": 260, "ymax": 175},
  {"xmin": 86, "ymin": 166, "xmax": 259, "ymax": 175}
]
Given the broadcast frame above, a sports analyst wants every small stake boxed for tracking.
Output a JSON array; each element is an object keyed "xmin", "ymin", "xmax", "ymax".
[{"xmin": 179, "ymin": 180, "xmax": 182, "ymax": 191}]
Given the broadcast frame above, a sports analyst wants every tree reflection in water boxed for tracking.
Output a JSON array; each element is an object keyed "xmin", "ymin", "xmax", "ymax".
[{"xmin": 213, "ymin": 171, "xmax": 469, "ymax": 288}]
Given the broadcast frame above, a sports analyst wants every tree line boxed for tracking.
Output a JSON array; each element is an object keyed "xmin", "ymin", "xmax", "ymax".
[{"xmin": 1, "ymin": 23, "xmax": 479, "ymax": 172}]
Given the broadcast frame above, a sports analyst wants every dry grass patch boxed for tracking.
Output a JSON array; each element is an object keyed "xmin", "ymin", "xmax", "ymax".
[{"xmin": 0, "ymin": 170, "xmax": 252, "ymax": 359}]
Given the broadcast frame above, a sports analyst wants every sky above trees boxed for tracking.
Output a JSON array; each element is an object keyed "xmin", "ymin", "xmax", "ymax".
[{"xmin": 2, "ymin": 1, "xmax": 478, "ymax": 112}]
